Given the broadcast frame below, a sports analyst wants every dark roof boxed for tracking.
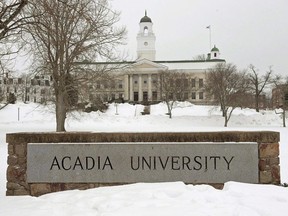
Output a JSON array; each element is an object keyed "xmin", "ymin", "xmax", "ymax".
[
  {"xmin": 74, "ymin": 59, "xmax": 225, "ymax": 65},
  {"xmin": 155, "ymin": 59, "xmax": 225, "ymax": 64},
  {"xmin": 211, "ymin": 45, "xmax": 219, "ymax": 52},
  {"xmin": 140, "ymin": 11, "xmax": 152, "ymax": 23}
]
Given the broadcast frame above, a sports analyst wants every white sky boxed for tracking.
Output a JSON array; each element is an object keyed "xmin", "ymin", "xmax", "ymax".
[{"xmin": 112, "ymin": 0, "xmax": 288, "ymax": 76}]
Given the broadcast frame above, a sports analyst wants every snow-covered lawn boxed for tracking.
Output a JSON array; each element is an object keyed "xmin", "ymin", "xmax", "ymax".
[{"xmin": 0, "ymin": 102, "xmax": 287, "ymax": 216}]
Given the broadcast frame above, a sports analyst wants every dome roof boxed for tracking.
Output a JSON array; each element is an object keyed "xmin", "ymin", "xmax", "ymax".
[
  {"xmin": 211, "ymin": 45, "xmax": 219, "ymax": 52},
  {"xmin": 140, "ymin": 11, "xmax": 152, "ymax": 23}
]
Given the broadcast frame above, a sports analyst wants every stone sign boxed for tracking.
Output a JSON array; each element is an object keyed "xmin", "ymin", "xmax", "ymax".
[{"xmin": 27, "ymin": 142, "xmax": 259, "ymax": 183}]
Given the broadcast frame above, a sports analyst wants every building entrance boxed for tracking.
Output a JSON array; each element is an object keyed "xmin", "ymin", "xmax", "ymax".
[
  {"xmin": 143, "ymin": 91, "xmax": 148, "ymax": 102},
  {"xmin": 133, "ymin": 92, "xmax": 139, "ymax": 101}
]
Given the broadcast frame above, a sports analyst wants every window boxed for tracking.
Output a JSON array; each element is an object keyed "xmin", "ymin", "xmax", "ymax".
[
  {"xmin": 184, "ymin": 92, "xmax": 188, "ymax": 100},
  {"xmin": 199, "ymin": 92, "xmax": 204, "ymax": 100},
  {"xmin": 199, "ymin": 79, "xmax": 204, "ymax": 88},
  {"xmin": 152, "ymin": 91, "xmax": 157, "ymax": 101},
  {"xmin": 176, "ymin": 79, "xmax": 181, "ymax": 87},
  {"xmin": 191, "ymin": 92, "xmax": 196, "ymax": 100},
  {"xmin": 31, "ymin": 79, "xmax": 37, "ymax": 86},
  {"xmin": 184, "ymin": 79, "xmax": 188, "ymax": 88},
  {"xmin": 152, "ymin": 75, "xmax": 158, "ymax": 85},
  {"xmin": 191, "ymin": 79, "xmax": 196, "ymax": 88},
  {"xmin": 41, "ymin": 89, "xmax": 46, "ymax": 95},
  {"xmin": 285, "ymin": 93, "xmax": 288, "ymax": 101},
  {"xmin": 134, "ymin": 80, "xmax": 138, "ymax": 84},
  {"xmin": 103, "ymin": 94, "xmax": 108, "ymax": 101},
  {"xmin": 110, "ymin": 81, "xmax": 116, "ymax": 89},
  {"xmin": 118, "ymin": 80, "xmax": 123, "ymax": 89},
  {"xmin": 96, "ymin": 81, "xmax": 101, "ymax": 89},
  {"xmin": 143, "ymin": 80, "xmax": 147, "ymax": 84},
  {"xmin": 8, "ymin": 78, "xmax": 13, "ymax": 85},
  {"xmin": 103, "ymin": 81, "xmax": 108, "ymax": 89},
  {"xmin": 111, "ymin": 94, "xmax": 115, "ymax": 100}
]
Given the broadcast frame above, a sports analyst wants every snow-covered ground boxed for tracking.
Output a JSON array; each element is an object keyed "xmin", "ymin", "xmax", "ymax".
[{"xmin": 0, "ymin": 102, "xmax": 288, "ymax": 216}]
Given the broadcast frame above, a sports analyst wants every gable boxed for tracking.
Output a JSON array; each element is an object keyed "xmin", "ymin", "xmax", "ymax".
[{"xmin": 132, "ymin": 59, "xmax": 167, "ymax": 70}]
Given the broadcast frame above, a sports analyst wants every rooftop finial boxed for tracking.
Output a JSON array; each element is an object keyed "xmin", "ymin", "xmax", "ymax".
[{"xmin": 145, "ymin": 10, "xmax": 147, "ymax": 16}]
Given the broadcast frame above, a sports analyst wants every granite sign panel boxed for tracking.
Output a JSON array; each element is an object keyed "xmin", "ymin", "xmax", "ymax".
[{"xmin": 27, "ymin": 142, "xmax": 258, "ymax": 183}]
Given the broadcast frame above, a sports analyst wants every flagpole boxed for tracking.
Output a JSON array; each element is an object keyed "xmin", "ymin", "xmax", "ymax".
[
  {"xmin": 206, "ymin": 25, "xmax": 211, "ymax": 51},
  {"xmin": 209, "ymin": 26, "xmax": 211, "ymax": 50}
]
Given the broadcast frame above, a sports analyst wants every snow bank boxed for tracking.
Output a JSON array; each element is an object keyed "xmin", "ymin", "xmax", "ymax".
[{"xmin": 0, "ymin": 102, "xmax": 287, "ymax": 216}]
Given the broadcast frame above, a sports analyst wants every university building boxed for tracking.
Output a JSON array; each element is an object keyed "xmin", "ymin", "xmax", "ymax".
[
  {"xmin": 271, "ymin": 84, "xmax": 288, "ymax": 109},
  {"xmin": 82, "ymin": 12, "xmax": 226, "ymax": 104},
  {"xmin": 0, "ymin": 73, "xmax": 53, "ymax": 104},
  {"xmin": 1, "ymin": 12, "xmax": 226, "ymax": 105}
]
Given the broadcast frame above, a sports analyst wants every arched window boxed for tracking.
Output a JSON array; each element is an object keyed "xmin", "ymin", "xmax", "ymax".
[{"xmin": 144, "ymin": 26, "xmax": 148, "ymax": 35}]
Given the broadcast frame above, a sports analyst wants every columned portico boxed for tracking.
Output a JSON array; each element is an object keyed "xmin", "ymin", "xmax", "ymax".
[{"xmin": 124, "ymin": 59, "xmax": 168, "ymax": 103}]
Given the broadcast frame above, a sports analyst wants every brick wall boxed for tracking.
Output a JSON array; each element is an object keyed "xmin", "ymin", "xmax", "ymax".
[{"xmin": 6, "ymin": 131, "xmax": 280, "ymax": 196}]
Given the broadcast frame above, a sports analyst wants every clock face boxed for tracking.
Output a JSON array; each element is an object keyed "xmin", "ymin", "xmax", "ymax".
[{"xmin": 144, "ymin": 42, "xmax": 148, "ymax": 46}]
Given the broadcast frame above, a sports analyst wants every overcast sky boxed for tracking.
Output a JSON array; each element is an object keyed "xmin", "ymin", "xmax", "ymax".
[{"xmin": 111, "ymin": 0, "xmax": 288, "ymax": 76}]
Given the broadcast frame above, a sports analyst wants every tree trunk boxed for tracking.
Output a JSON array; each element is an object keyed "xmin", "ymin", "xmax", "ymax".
[
  {"xmin": 224, "ymin": 114, "xmax": 228, "ymax": 127},
  {"xmin": 255, "ymin": 94, "xmax": 260, "ymax": 112},
  {"xmin": 283, "ymin": 111, "xmax": 286, "ymax": 127},
  {"xmin": 220, "ymin": 103, "xmax": 225, "ymax": 117},
  {"xmin": 165, "ymin": 101, "xmax": 173, "ymax": 119},
  {"xmin": 55, "ymin": 92, "xmax": 67, "ymax": 132}
]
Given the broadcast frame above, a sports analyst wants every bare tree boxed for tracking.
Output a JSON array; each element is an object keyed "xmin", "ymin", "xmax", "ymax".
[
  {"xmin": 25, "ymin": 0, "xmax": 126, "ymax": 131},
  {"xmin": 273, "ymin": 77, "xmax": 288, "ymax": 127},
  {"xmin": 158, "ymin": 70, "xmax": 190, "ymax": 118},
  {"xmin": 206, "ymin": 63, "xmax": 249, "ymax": 127},
  {"xmin": 193, "ymin": 54, "xmax": 207, "ymax": 61},
  {"xmin": 0, "ymin": 0, "xmax": 33, "ymax": 109},
  {"xmin": 0, "ymin": 0, "xmax": 28, "ymax": 76},
  {"xmin": 0, "ymin": 0, "xmax": 28, "ymax": 41},
  {"xmin": 247, "ymin": 65, "xmax": 273, "ymax": 112},
  {"xmin": 73, "ymin": 61, "xmax": 128, "ymax": 105}
]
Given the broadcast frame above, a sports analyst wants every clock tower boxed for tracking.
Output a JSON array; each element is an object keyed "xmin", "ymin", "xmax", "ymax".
[{"xmin": 137, "ymin": 11, "xmax": 156, "ymax": 61}]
